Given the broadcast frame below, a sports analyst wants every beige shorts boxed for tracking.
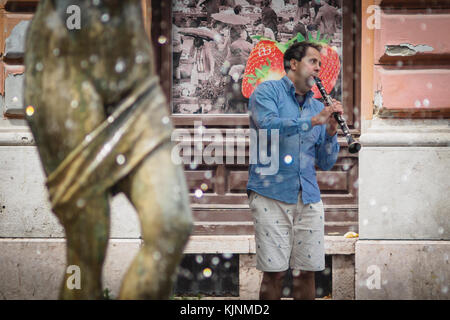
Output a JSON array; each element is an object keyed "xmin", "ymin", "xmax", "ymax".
[{"xmin": 249, "ymin": 191, "xmax": 325, "ymax": 272}]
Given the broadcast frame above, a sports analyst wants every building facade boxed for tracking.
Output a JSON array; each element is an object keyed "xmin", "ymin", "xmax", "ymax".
[{"xmin": 0, "ymin": 0, "xmax": 448, "ymax": 299}]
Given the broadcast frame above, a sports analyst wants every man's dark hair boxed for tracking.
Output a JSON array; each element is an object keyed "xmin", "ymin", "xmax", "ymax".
[{"xmin": 283, "ymin": 41, "xmax": 322, "ymax": 72}]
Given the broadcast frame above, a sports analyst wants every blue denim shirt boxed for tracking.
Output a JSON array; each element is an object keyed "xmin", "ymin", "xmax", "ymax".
[{"xmin": 247, "ymin": 76, "xmax": 340, "ymax": 204}]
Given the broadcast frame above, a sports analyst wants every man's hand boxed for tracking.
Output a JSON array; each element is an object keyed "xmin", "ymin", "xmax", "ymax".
[{"xmin": 311, "ymin": 99, "xmax": 344, "ymax": 136}]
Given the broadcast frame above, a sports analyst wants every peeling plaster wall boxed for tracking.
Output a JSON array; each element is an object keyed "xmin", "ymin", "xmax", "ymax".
[{"xmin": 385, "ymin": 43, "xmax": 434, "ymax": 56}]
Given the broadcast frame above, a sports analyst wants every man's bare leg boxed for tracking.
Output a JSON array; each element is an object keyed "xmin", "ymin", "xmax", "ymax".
[
  {"xmin": 259, "ymin": 271, "xmax": 287, "ymax": 300},
  {"xmin": 292, "ymin": 270, "xmax": 316, "ymax": 300}
]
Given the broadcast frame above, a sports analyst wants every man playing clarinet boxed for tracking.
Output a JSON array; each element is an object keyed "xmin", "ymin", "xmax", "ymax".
[{"xmin": 247, "ymin": 42, "xmax": 344, "ymax": 300}]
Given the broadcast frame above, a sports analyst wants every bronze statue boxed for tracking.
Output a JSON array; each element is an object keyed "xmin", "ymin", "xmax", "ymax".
[{"xmin": 24, "ymin": 0, "xmax": 193, "ymax": 299}]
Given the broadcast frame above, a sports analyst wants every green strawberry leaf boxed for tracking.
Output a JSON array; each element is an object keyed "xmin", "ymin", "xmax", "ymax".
[
  {"xmin": 279, "ymin": 33, "xmax": 302, "ymax": 52},
  {"xmin": 253, "ymin": 30, "xmax": 331, "ymax": 57},
  {"xmin": 276, "ymin": 42, "xmax": 290, "ymax": 53},
  {"xmin": 285, "ymin": 38, "xmax": 295, "ymax": 47},
  {"xmin": 296, "ymin": 33, "xmax": 306, "ymax": 43},
  {"xmin": 255, "ymin": 68, "xmax": 265, "ymax": 79}
]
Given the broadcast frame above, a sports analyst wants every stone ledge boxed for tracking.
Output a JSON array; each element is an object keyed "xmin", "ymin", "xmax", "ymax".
[
  {"xmin": 185, "ymin": 235, "xmax": 356, "ymax": 255},
  {"xmin": 0, "ymin": 127, "xmax": 34, "ymax": 146},
  {"xmin": 0, "ymin": 235, "xmax": 356, "ymax": 254},
  {"xmin": 360, "ymin": 119, "xmax": 450, "ymax": 147},
  {"xmin": 0, "ymin": 237, "xmax": 356, "ymax": 300},
  {"xmin": 360, "ymin": 132, "xmax": 450, "ymax": 147}
]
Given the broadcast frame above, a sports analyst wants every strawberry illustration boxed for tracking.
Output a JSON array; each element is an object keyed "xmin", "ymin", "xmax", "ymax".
[
  {"xmin": 242, "ymin": 38, "xmax": 287, "ymax": 98},
  {"xmin": 242, "ymin": 37, "xmax": 288, "ymax": 99},
  {"xmin": 242, "ymin": 32, "xmax": 340, "ymax": 99},
  {"xmin": 308, "ymin": 32, "xmax": 341, "ymax": 99}
]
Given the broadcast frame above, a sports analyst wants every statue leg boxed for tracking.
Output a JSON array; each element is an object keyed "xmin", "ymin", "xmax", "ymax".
[
  {"xmin": 59, "ymin": 194, "xmax": 110, "ymax": 300},
  {"xmin": 117, "ymin": 142, "xmax": 193, "ymax": 299},
  {"xmin": 24, "ymin": 72, "xmax": 110, "ymax": 299}
]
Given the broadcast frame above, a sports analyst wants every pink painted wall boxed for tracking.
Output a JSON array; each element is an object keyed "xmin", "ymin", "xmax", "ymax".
[{"xmin": 373, "ymin": 6, "xmax": 450, "ymax": 112}]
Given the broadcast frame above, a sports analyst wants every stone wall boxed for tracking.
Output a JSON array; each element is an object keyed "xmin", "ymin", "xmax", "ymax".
[{"xmin": 356, "ymin": 0, "xmax": 450, "ymax": 299}]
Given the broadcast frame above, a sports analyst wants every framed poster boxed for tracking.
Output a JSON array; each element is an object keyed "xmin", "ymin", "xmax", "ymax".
[{"xmin": 171, "ymin": 0, "xmax": 344, "ymax": 116}]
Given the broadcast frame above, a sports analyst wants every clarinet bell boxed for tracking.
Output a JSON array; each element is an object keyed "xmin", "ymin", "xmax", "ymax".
[{"xmin": 348, "ymin": 140, "xmax": 361, "ymax": 154}]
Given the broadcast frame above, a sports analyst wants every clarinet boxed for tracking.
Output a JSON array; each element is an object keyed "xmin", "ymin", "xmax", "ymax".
[{"xmin": 314, "ymin": 76, "xmax": 361, "ymax": 154}]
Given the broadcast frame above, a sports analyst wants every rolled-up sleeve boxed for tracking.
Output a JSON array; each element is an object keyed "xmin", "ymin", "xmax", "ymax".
[{"xmin": 249, "ymin": 83, "xmax": 313, "ymax": 136}]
